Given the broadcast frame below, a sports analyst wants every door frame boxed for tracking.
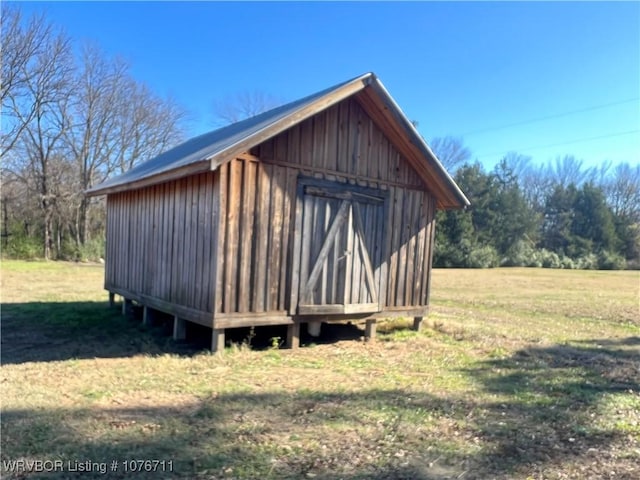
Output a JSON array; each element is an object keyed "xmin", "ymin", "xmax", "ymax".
[{"xmin": 289, "ymin": 176, "xmax": 390, "ymax": 316}]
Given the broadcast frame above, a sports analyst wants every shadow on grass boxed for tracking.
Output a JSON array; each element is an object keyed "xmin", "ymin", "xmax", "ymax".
[
  {"xmin": 461, "ymin": 338, "xmax": 639, "ymax": 478},
  {"xmin": 0, "ymin": 302, "xmax": 370, "ymax": 365},
  {"xmin": 0, "ymin": 302, "xmax": 203, "ymax": 365},
  {"xmin": 2, "ymin": 337, "xmax": 638, "ymax": 479},
  {"xmin": 0, "ymin": 389, "xmax": 489, "ymax": 480}
]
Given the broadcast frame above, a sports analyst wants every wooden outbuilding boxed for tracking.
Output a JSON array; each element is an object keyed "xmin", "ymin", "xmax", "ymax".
[{"xmin": 87, "ymin": 73, "xmax": 469, "ymax": 351}]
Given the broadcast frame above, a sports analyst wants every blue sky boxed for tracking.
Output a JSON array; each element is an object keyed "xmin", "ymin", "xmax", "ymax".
[{"xmin": 15, "ymin": 1, "xmax": 640, "ymax": 172}]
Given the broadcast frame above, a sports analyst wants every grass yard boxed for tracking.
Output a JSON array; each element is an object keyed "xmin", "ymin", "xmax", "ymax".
[{"xmin": 1, "ymin": 261, "xmax": 638, "ymax": 479}]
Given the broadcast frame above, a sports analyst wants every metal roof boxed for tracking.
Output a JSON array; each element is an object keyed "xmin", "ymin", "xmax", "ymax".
[{"xmin": 87, "ymin": 72, "xmax": 469, "ymax": 209}]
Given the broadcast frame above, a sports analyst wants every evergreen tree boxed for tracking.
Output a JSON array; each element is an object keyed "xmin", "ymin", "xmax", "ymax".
[
  {"xmin": 570, "ymin": 183, "xmax": 618, "ymax": 255},
  {"xmin": 542, "ymin": 184, "xmax": 578, "ymax": 256}
]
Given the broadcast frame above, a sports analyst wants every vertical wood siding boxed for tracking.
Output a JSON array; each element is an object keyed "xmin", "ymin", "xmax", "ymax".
[
  {"xmin": 251, "ymin": 96, "xmax": 438, "ymax": 310},
  {"xmin": 105, "ymin": 171, "xmax": 218, "ymax": 312},
  {"xmin": 105, "ymin": 95, "xmax": 439, "ymax": 318},
  {"xmin": 216, "ymin": 158, "xmax": 297, "ymax": 314}
]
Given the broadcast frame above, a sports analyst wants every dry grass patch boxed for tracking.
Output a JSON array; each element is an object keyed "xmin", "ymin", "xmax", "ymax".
[{"xmin": 1, "ymin": 262, "xmax": 638, "ymax": 479}]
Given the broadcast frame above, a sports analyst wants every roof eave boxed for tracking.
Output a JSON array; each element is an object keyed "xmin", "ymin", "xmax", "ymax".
[
  {"xmin": 357, "ymin": 77, "xmax": 470, "ymax": 210},
  {"xmin": 206, "ymin": 74, "xmax": 371, "ymax": 171},
  {"xmin": 87, "ymin": 73, "xmax": 374, "ymax": 196},
  {"xmin": 86, "ymin": 160, "xmax": 211, "ymax": 196}
]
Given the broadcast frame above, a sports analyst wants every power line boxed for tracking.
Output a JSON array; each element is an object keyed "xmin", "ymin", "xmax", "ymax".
[
  {"xmin": 461, "ymin": 98, "xmax": 640, "ymax": 137},
  {"xmin": 475, "ymin": 129, "xmax": 640, "ymax": 160}
]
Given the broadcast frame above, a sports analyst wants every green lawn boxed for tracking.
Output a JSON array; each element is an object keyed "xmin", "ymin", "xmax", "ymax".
[{"xmin": 1, "ymin": 261, "xmax": 639, "ymax": 479}]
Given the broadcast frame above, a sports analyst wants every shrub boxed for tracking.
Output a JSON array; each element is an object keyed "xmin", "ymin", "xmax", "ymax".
[
  {"xmin": 577, "ymin": 253, "xmax": 598, "ymax": 270},
  {"xmin": 501, "ymin": 240, "xmax": 536, "ymax": 267},
  {"xmin": 597, "ymin": 250, "xmax": 626, "ymax": 270},
  {"xmin": 78, "ymin": 236, "xmax": 106, "ymax": 262},
  {"xmin": 466, "ymin": 245, "xmax": 499, "ymax": 268},
  {"xmin": 559, "ymin": 256, "xmax": 576, "ymax": 269},
  {"xmin": 540, "ymin": 249, "xmax": 561, "ymax": 269},
  {"xmin": 2, "ymin": 235, "xmax": 42, "ymax": 260}
]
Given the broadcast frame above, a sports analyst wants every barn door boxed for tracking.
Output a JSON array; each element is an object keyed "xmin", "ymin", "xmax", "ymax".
[{"xmin": 291, "ymin": 178, "xmax": 387, "ymax": 315}]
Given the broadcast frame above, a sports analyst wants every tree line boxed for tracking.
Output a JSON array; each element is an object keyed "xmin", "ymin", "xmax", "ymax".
[
  {"xmin": 2, "ymin": 7, "xmax": 637, "ymax": 270},
  {"xmin": 1, "ymin": 6, "xmax": 185, "ymax": 260},
  {"xmin": 432, "ymin": 141, "xmax": 639, "ymax": 270}
]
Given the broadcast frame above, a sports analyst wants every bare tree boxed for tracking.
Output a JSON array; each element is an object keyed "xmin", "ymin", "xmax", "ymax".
[
  {"xmin": 5, "ymin": 18, "xmax": 73, "ymax": 259},
  {"xmin": 428, "ymin": 136, "xmax": 472, "ymax": 173},
  {"xmin": 549, "ymin": 155, "xmax": 591, "ymax": 188},
  {"xmin": 60, "ymin": 44, "xmax": 185, "ymax": 245},
  {"xmin": 604, "ymin": 162, "xmax": 640, "ymax": 222},
  {"xmin": 1, "ymin": 6, "xmax": 55, "ymax": 156},
  {"xmin": 3, "ymin": 6, "xmax": 186, "ymax": 258},
  {"xmin": 498, "ymin": 152, "xmax": 552, "ymax": 210},
  {"xmin": 61, "ymin": 44, "xmax": 126, "ymax": 245},
  {"xmin": 212, "ymin": 90, "xmax": 283, "ymax": 126},
  {"xmin": 113, "ymin": 80, "xmax": 185, "ymax": 174}
]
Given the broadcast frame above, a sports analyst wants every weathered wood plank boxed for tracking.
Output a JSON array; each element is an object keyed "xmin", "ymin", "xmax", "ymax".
[
  {"xmin": 349, "ymin": 99, "xmax": 361, "ymax": 177},
  {"xmin": 122, "ymin": 193, "xmax": 128, "ymax": 290},
  {"xmin": 387, "ymin": 186, "xmax": 402, "ymax": 306},
  {"xmin": 299, "ymin": 305, "xmax": 429, "ymax": 322},
  {"xmin": 112, "ymin": 195, "xmax": 119, "ymax": 288},
  {"xmin": 129, "ymin": 192, "xmax": 134, "ymax": 291},
  {"xmin": 214, "ymin": 165, "xmax": 227, "ymax": 313},
  {"xmin": 182, "ymin": 176, "xmax": 193, "ymax": 306},
  {"xmin": 396, "ymin": 189, "xmax": 413, "ymax": 306},
  {"xmin": 374, "ymin": 197, "xmax": 387, "ymax": 311},
  {"xmin": 287, "ymin": 123, "xmax": 302, "ymax": 172},
  {"xmin": 173, "ymin": 316, "xmax": 187, "ymax": 340},
  {"xmin": 142, "ymin": 305, "xmax": 153, "ymax": 326},
  {"xmin": 170, "ymin": 178, "xmax": 182, "ymax": 304},
  {"xmin": 297, "ymin": 189, "xmax": 313, "ymax": 309},
  {"xmin": 278, "ymin": 168, "xmax": 296, "ymax": 311},
  {"xmin": 404, "ymin": 190, "xmax": 418, "ymax": 306},
  {"xmin": 120, "ymin": 192, "xmax": 128, "ymax": 291},
  {"xmin": 192, "ymin": 175, "xmax": 204, "ymax": 309},
  {"xmin": 194, "ymin": 175, "xmax": 203, "ymax": 308},
  {"xmin": 343, "ymin": 203, "xmax": 354, "ymax": 304},
  {"xmin": 122, "ymin": 298, "xmax": 132, "ymax": 317},
  {"xmin": 413, "ymin": 191, "xmax": 428, "ymax": 305},
  {"xmin": 310, "ymin": 194, "xmax": 324, "ymax": 304},
  {"xmin": 267, "ymin": 165, "xmax": 285, "ymax": 311},
  {"xmin": 211, "ymin": 328, "xmax": 225, "ymax": 353},
  {"xmin": 214, "ymin": 311, "xmax": 294, "ymax": 329},
  {"xmin": 300, "ymin": 117, "xmax": 313, "ymax": 168},
  {"xmin": 328, "ymin": 201, "xmax": 339, "ymax": 304},
  {"xmin": 286, "ymin": 322, "xmax": 300, "ymax": 349},
  {"xmin": 238, "ymin": 159, "xmax": 256, "ymax": 312},
  {"xmin": 153, "ymin": 183, "xmax": 167, "ymax": 298},
  {"xmin": 252, "ymin": 164, "xmax": 270, "ymax": 312},
  {"xmin": 350, "ymin": 203, "xmax": 363, "ymax": 303},
  {"xmin": 365, "ymin": 319, "xmax": 376, "ymax": 341},
  {"xmin": 167, "ymin": 181, "xmax": 176, "ymax": 301},
  {"xmin": 423, "ymin": 195, "xmax": 436, "ymax": 305},
  {"xmin": 153, "ymin": 184, "xmax": 161, "ymax": 298},
  {"xmin": 261, "ymin": 157, "xmax": 427, "ymax": 190},
  {"xmin": 224, "ymin": 160, "xmax": 242, "ymax": 312},
  {"xmin": 413, "ymin": 316, "xmax": 423, "ymax": 332},
  {"xmin": 202, "ymin": 172, "xmax": 214, "ymax": 312},
  {"xmin": 337, "ymin": 100, "xmax": 349, "ymax": 177},
  {"xmin": 109, "ymin": 285, "xmax": 214, "ymax": 327},
  {"xmin": 289, "ymin": 179, "xmax": 305, "ymax": 315},
  {"xmin": 353, "ymin": 202, "xmax": 378, "ymax": 305},
  {"xmin": 324, "ymin": 103, "xmax": 339, "ymax": 176},
  {"xmin": 148, "ymin": 185, "xmax": 155, "ymax": 295},
  {"xmin": 134, "ymin": 191, "xmax": 142, "ymax": 293},
  {"xmin": 320, "ymin": 201, "xmax": 331, "ymax": 304},
  {"xmin": 303, "ymin": 200, "xmax": 349, "ymax": 302},
  {"xmin": 136, "ymin": 190, "xmax": 142, "ymax": 294}
]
